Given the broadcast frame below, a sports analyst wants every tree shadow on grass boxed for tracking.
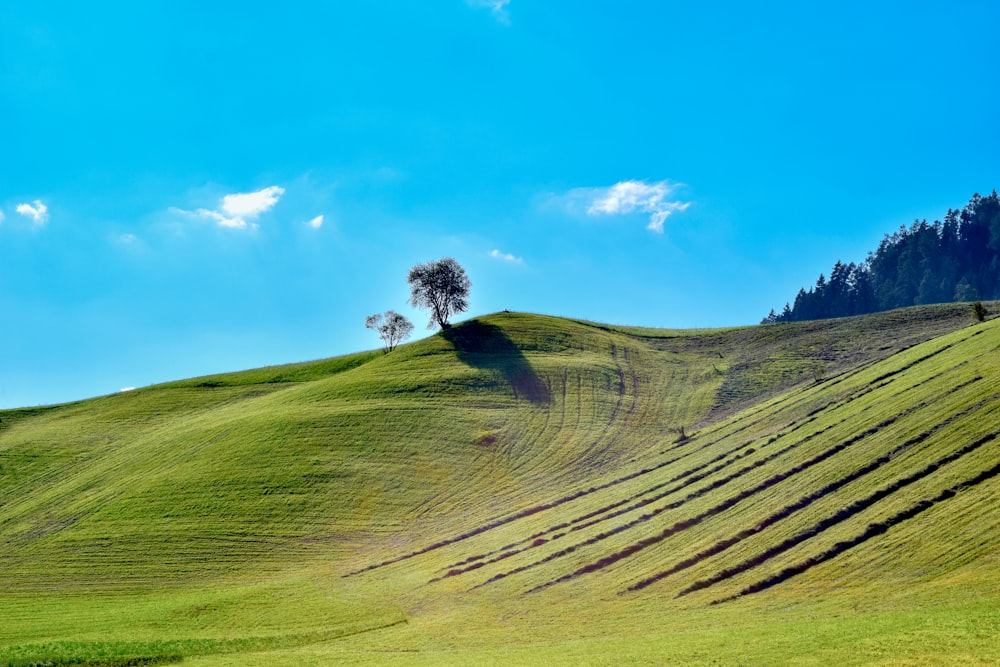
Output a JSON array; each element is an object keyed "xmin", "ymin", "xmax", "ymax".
[{"xmin": 442, "ymin": 320, "xmax": 551, "ymax": 404}]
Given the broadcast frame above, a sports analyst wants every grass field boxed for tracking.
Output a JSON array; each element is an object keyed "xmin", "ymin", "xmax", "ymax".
[{"xmin": 1, "ymin": 304, "xmax": 998, "ymax": 665}]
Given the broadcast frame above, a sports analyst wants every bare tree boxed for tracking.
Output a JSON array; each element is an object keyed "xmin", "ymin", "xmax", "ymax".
[
  {"xmin": 407, "ymin": 257, "xmax": 470, "ymax": 329},
  {"xmin": 365, "ymin": 310, "xmax": 414, "ymax": 352}
]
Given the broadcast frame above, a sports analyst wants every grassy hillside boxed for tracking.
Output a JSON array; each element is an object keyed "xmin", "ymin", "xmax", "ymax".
[{"xmin": 1, "ymin": 304, "xmax": 998, "ymax": 665}]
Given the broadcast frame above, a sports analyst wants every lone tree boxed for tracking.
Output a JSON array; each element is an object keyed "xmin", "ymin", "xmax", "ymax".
[
  {"xmin": 407, "ymin": 257, "xmax": 470, "ymax": 329},
  {"xmin": 364, "ymin": 310, "xmax": 414, "ymax": 352},
  {"xmin": 972, "ymin": 302, "xmax": 988, "ymax": 322}
]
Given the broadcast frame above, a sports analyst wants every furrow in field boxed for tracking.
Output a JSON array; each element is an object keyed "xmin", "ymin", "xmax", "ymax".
[
  {"xmin": 689, "ymin": 332, "xmax": 973, "ymax": 452},
  {"xmin": 627, "ymin": 385, "xmax": 993, "ymax": 592},
  {"xmin": 447, "ymin": 404, "xmax": 867, "ymax": 582},
  {"xmin": 682, "ymin": 427, "xmax": 1000, "ymax": 599},
  {"xmin": 717, "ymin": 454, "xmax": 1000, "ymax": 603},
  {"xmin": 348, "ymin": 331, "xmax": 980, "ymax": 579},
  {"xmin": 516, "ymin": 378, "xmax": 972, "ymax": 594},
  {"xmin": 437, "ymin": 367, "xmax": 901, "ymax": 577},
  {"xmin": 434, "ymin": 444, "xmax": 769, "ymax": 581}
]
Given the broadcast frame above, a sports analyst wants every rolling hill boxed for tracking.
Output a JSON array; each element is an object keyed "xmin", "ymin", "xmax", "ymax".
[{"xmin": 1, "ymin": 304, "xmax": 998, "ymax": 665}]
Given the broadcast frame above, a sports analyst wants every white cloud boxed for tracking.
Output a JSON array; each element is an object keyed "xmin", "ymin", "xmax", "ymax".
[
  {"xmin": 586, "ymin": 180, "xmax": 690, "ymax": 233},
  {"xmin": 16, "ymin": 200, "xmax": 49, "ymax": 225},
  {"xmin": 221, "ymin": 185, "xmax": 284, "ymax": 219},
  {"xmin": 195, "ymin": 208, "xmax": 251, "ymax": 229},
  {"xmin": 490, "ymin": 248, "xmax": 523, "ymax": 263},
  {"xmin": 307, "ymin": 214, "xmax": 323, "ymax": 229},
  {"xmin": 120, "ymin": 386, "xmax": 136, "ymax": 393},
  {"xmin": 0, "ymin": 210, "xmax": 5, "ymax": 222},
  {"xmin": 175, "ymin": 185, "xmax": 285, "ymax": 231}
]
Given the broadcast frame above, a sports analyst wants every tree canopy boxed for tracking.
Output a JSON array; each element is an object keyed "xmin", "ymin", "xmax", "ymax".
[
  {"xmin": 407, "ymin": 258, "xmax": 470, "ymax": 329},
  {"xmin": 364, "ymin": 310, "xmax": 414, "ymax": 352},
  {"xmin": 764, "ymin": 191, "xmax": 1000, "ymax": 323}
]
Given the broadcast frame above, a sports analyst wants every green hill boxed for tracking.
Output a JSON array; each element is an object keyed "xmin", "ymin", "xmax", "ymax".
[{"xmin": 1, "ymin": 304, "xmax": 998, "ymax": 665}]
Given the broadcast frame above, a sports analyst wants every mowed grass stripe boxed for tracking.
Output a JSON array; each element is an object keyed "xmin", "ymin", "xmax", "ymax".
[
  {"xmin": 629, "ymin": 388, "xmax": 998, "ymax": 593},
  {"xmin": 680, "ymin": 425, "xmax": 1000, "ymax": 599},
  {"xmin": 721, "ymin": 456, "xmax": 1000, "ymax": 603},
  {"xmin": 441, "ymin": 330, "xmax": 990, "ymax": 592},
  {"xmin": 435, "ymin": 339, "xmax": 976, "ymax": 579},
  {"xmin": 480, "ymin": 373, "xmax": 974, "ymax": 594}
]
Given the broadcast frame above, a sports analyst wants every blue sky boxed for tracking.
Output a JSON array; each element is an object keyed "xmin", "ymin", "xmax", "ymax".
[{"xmin": 2, "ymin": 1, "xmax": 998, "ymax": 408}]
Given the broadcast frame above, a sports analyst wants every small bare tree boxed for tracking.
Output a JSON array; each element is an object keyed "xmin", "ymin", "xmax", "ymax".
[
  {"xmin": 365, "ymin": 310, "xmax": 414, "ymax": 352},
  {"xmin": 407, "ymin": 257, "xmax": 470, "ymax": 329}
]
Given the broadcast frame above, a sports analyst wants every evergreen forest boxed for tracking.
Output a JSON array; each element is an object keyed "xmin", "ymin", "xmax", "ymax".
[{"xmin": 764, "ymin": 191, "xmax": 1000, "ymax": 323}]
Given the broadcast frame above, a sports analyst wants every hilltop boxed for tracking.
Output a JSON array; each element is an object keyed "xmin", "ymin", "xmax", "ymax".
[{"xmin": 1, "ymin": 304, "xmax": 998, "ymax": 665}]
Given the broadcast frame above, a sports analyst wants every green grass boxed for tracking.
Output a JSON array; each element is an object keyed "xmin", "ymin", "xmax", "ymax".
[{"xmin": 1, "ymin": 304, "xmax": 998, "ymax": 665}]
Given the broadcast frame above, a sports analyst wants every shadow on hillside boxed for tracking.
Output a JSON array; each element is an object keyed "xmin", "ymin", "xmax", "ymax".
[{"xmin": 442, "ymin": 321, "xmax": 551, "ymax": 404}]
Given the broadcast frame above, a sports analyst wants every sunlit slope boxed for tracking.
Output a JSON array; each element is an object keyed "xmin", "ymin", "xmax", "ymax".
[
  {"xmin": 320, "ymin": 313, "xmax": 1000, "ymax": 664},
  {"xmin": 1, "ymin": 305, "xmax": 998, "ymax": 665},
  {"xmin": 0, "ymin": 308, "xmax": 979, "ymax": 589},
  {"xmin": 345, "ymin": 315, "xmax": 999, "ymax": 606},
  {"xmin": 0, "ymin": 312, "xmax": 713, "ymax": 588}
]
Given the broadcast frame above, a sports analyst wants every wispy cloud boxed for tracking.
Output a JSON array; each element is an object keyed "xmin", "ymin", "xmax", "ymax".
[
  {"xmin": 16, "ymin": 200, "xmax": 49, "ymax": 225},
  {"xmin": 306, "ymin": 214, "xmax": 324, "ymax": 229},
  {"xmin": 490, "ymin": 248, "xmax": 523, "ymax": 263},
  {"xmin": 111, "ymin": 232, "xmax": 140, "ymax": 246},
  {"xmin": 0, "ymin": 210, "xmax": 5, "ymax": 222},
  {"xmin": 221, "ymin": 186, "xmax": 284, "ymax": 220},
  {"xmin": 587, "ymin": 180, "xmax": 690, "ymax": 233},
  {"xmin": 174, "ymin": 185, "xmax": 285, "ymax": 231},
  {"xmin": 468, "ymin": 0, "xmax": 511, "ymax": 24}
]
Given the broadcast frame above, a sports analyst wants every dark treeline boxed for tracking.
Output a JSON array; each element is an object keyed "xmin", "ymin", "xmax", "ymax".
[{"xmin": 764, "ymin": 191, "xmax": 1000, "ymax": 323}]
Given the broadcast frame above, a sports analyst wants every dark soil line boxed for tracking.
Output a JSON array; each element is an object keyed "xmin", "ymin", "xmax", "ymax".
[
  {"xmin": 685, "ymin": 426, "xmax": 1000, "ymax": 600},
  {"xmin": 352, "ymin": 336, "xmax": 980, "ymax": 579},
  {"xmin": 345, "ymin": 418, "xmax": 721, "ymax": 577},
  {"xmin": 697, "ymin": 332, "xmax": 972, "ymax": 450},
  {"xmin": 627, "ymin": 381, "xmax": 989, "ymax": 592},
  {"xmin": 672, "ymin": 364, "xmax": 890, "ymax": 461},
  {"xmin": 716, "ymin": 452, "xmax": 1000, "ymax": 604},
  {"xmin": 440, "ymin": 444, "xmax": 769, "ymax": 582},
  {"xmin": 521, "ymin": 412, "xmax": 904, "ymax": 595},
  {"xmin": 380, "ymin": 354, "xmax": 885, "ymax": 580},
  {"xmin": 810, "ymin": 328, "xmax": 972, "ymax": 393},
  {"xmin": 866, "ymin": 339, "xmax": 958, "ymax": 385},
  {"xmin": 521, "ymin": 373, "xmax": 973, "ymax": 594},
  {"xmin": 661, "ymin": 369, "xmax": 846, "ymax": 456},
  {"xmin": 440, "ymin": 426, "xmax": 790, "ymax": 574},
  {"xmin": 450, "ymin": 407, "xmax": 860, "ymax": 581}
]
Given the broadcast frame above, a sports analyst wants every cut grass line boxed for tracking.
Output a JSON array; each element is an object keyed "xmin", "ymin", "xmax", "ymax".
[
  {"xmin": 665, "ymin": 365, "xmax": 885, "ymax": 461},
  {"xmin": 681, "ymin": 427, "xmax": 1000, "ymax": 600},
  {"xmin": 434, "ymin": 444, "xmax": 769, "ymax": 582},
  {"xmin": 865, "ymin": 338, "xmax": 960, "ymax": 385},
  {"xmin": 437, "ymin": 429, "xmax": 794, "ymax": 576},
  {"xmin": 518, "ymin": 379, "xmax": 973, "ymax": 595},
  {"xmin": 351, "ymin": 392, "xmax": 811, "ymax": 579},
  {"xmin": 342, "ymin": 436, "xmax": 706, "ymax": 577},
  {"xmin": 689, "ymin": 331, "xmax": 975, "ymax": 455},
  {"xmin": 717, "ymin": 455, "xmax": 1000, "ymax": 603},
  {"xmin": 492, "ymin": 414, "xmax": 924, "ymax": 593},
  {"xmin": 627, "ymin": 385, "xmax": 994, "ymax": 592},
  {"xmin": 518, "ymin": 420, "xmax": 896, "ymax": 595},
  {"xmin": 459, "ymin": 415, "xmax": 863, "ymax": 587}
]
